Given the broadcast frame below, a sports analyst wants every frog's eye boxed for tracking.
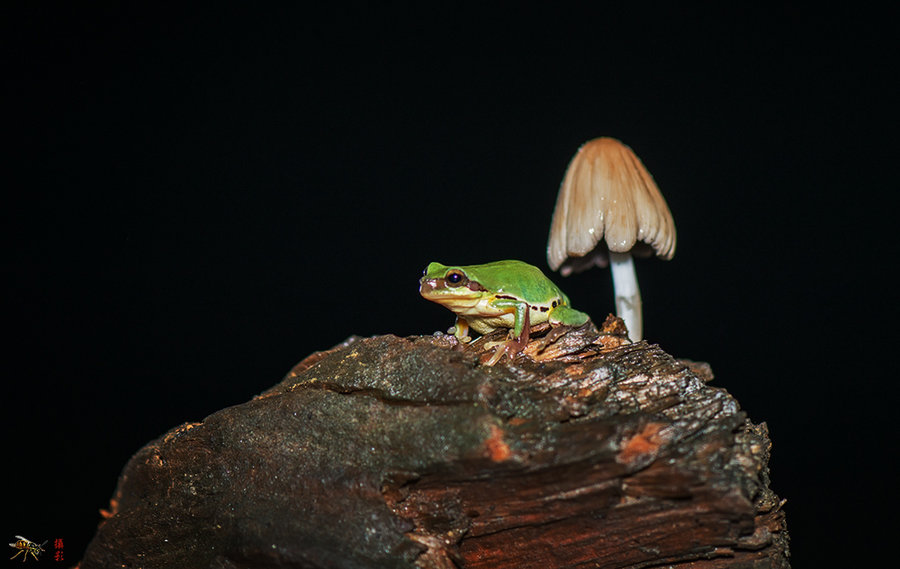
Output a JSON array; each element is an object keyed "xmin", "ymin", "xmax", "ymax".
[{"xmin": 445, "ymin": 270, "xmax": 467, "ymax": 287}]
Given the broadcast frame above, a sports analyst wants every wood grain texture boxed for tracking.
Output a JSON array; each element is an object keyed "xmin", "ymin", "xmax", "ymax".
[{"xmin": 79, "ymin": 319, "xmax": 789, "ymax": 568}]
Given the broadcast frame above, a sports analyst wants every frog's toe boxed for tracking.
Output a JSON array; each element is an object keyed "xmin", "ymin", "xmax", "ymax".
[
  {"xmin": 542, "ymin": 325, "xmax": 570, "ymax": 345},
  {"xmin": 483, "ymin": 336, "xmax": 528, "ymax": 366},
  {"xmin": 484, "ymin": 345, "xmax": 505, "ymax": 366}
]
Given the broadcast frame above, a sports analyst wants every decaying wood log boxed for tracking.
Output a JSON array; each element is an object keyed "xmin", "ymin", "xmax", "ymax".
[{"xmin": 79, "ymin": 316, "xmax": 790, "ymax": 568}]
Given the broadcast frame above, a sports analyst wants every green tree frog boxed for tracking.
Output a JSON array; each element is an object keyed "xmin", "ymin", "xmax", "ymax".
[{"xmin": 419, "ymin": 260, "xmax": 590, "ymax": 364}]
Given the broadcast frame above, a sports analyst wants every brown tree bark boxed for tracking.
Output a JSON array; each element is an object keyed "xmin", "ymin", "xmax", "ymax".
[{"xmin": 79, "ymin": 317, "xmax": 789, "ymax": 568}]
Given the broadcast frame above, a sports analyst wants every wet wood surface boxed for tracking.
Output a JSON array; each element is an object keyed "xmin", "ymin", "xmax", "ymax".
[{"xmin": 80, "ymin": 317, "xmax": 789, "ymax": 568}]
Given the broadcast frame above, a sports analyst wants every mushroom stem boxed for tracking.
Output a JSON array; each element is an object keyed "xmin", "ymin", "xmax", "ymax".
[{"xmin": 609, "ymin": 251, "xmax": 642, "ymax": 341}]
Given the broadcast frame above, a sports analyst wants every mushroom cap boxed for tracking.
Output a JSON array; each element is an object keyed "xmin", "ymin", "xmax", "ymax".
[{"xmin": 547, "ymin": 137, "xmax": 676, "ymax": 272}]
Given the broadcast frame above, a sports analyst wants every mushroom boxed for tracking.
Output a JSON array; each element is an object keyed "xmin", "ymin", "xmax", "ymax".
[{"xmin": 547, "ymin": 137, "xmax": 675, "ymax": 342}]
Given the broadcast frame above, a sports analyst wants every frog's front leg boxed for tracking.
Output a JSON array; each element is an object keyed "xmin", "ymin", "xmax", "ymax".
[
  {"xmin": 451, "ymin": 317, "xmax": 472, "ymax": 343},
  {"xmin": 485, "ymin": 298, "xmax": 531, "ymax": 365}
]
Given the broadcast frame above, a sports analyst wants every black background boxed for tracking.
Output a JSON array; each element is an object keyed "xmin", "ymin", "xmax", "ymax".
[{"xmin": 4, "ymin": 5, "xmax": 896, "ymax": 567}]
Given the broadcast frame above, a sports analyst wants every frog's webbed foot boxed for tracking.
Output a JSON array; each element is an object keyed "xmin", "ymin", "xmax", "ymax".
[
  {"xmin": 540, "ymin": 324, "xmax": 569, "ymax": 345},
  {"xmin": 483, "ymin": 309, "xmax": 531, "ymax": 366},
  {"xmin": 484, "ymin": 334, "xmax": 528, "ymax": 366}
]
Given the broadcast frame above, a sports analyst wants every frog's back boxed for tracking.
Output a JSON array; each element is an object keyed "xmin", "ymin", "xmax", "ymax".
[{"xmin": 466, "ymin": 260, "xmax": 564, "ymax": 299}]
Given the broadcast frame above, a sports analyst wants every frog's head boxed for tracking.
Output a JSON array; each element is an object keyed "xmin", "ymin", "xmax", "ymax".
[{"xmin": 419, "ymin": 262, "xmax": 489, "ymax": 310}]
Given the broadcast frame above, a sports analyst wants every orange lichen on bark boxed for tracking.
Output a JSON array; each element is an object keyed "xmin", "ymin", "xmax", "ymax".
[
  {"xmin": 617, "ymin": 422, "xmax": 668, "ymax": 465},
  {"xmin": 484, "ymin": 424, "xmax": 512, "ymax": 462},
  {"xmin": 99, "ymin": 497, "xmax": 119, "ymax": 519}
]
